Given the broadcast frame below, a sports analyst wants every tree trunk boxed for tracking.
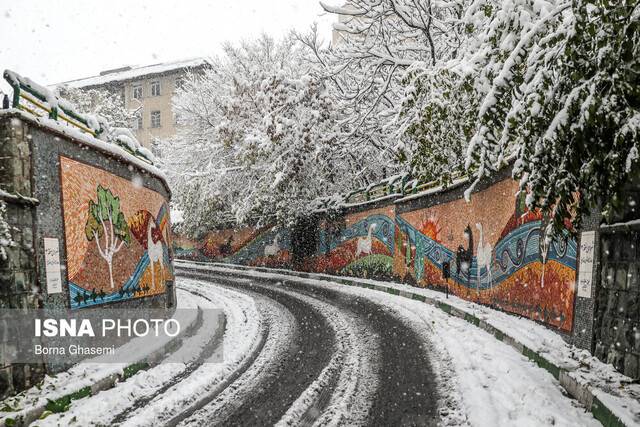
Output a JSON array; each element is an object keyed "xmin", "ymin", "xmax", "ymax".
[{"xmin": 108, "ymin": 260, "xmax": 114, "ymax": 289}]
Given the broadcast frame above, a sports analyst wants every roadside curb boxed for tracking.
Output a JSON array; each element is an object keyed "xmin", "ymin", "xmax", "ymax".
[
  {"xmin": 179, "ymin": 261, "xmax": 630, "ymax": 427},
  {"xmin": 1, "ymin": 308, "xmax": 202, "ymax": 427}
]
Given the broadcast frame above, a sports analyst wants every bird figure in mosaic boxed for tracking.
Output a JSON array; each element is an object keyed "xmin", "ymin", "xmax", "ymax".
[
  {"xmin": 475, "ymin": 222, "xmax": 493, "ymax": 291},
  {"xmin": 356, "ymin": 223, "xmax": 376, "ymax": 258},
  {"xmin": 264, "ymin": 234, "xmax": 280, "ymax": 257}
]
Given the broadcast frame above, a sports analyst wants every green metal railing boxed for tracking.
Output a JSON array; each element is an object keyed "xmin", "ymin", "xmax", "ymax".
[
  {"xmin": 3, "ymin": 70, "xmax": 153, "ymax": 165},
  {"xmin": 312, "ymin": 171, "xmax": 469, "ymax": 211},
  {"xmin": 4, "ymin": 70, "xmax": 103, "ymax": 138}
]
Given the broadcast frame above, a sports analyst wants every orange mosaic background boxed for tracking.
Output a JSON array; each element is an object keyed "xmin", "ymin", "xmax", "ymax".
[{"xmin": 60, "ymin": 156, "xmax": 173, "ymax": 308}]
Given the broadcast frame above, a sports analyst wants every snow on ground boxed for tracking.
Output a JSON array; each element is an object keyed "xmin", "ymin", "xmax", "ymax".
[
  {"xmin": 4, "ymin": 262, "xmax": 633, "ymax": 426},
  {"xmin": 117, "ymin": 279, "xmax": 265, "ymax": 426},
  {"xmin": 0, "ymin": 289, "xmax": 199, "ymax": 422},
  {"xmin": 287, "ymin": 278, "xmax": 600, "ymax": 427},
  {"xmin": 35, "ymin": 284, "xmax": 224, "ymax": 426},
  {"xmin": 323, "ymin": 271, "xmax": 640, "ymax": 421},
  {"xmin": 191, "ymin": 262, "xmax": 640, "ymax": 422},
  {"xmin": 176, "ymin": 263, "xmax": 608, "ymax": 426}
]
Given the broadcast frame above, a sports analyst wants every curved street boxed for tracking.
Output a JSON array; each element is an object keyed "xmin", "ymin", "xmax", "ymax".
[{"xmin": 30, "ymin": 263, "xmax": 601, "ymax": 427}]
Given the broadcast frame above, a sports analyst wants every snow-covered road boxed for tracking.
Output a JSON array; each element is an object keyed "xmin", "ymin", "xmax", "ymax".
[
  {"xmin": 29, "ymin": 266, "xmax": 600, "ymax": 426},
  {"xmin": 176, "ymin": 270, "xmax": 437, "ymax": 426}
]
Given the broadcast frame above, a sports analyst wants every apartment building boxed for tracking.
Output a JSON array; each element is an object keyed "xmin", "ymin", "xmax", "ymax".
[
  {"xmin": 58, "ymin": 58, "xmax": 210, "ymax": 148},
  {"xmin": 331, "ymin": 2, "xmax": 364, "ymax": 46}
]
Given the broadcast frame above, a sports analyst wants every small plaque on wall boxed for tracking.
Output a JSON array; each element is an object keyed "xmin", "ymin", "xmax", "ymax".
[
  {"xmin": 43, "ymin": 237, "xmax": 63, "ymax": 294},
  {"xmin": 577, "ymin": 231, "xmax": 596, "ymax": 298}
]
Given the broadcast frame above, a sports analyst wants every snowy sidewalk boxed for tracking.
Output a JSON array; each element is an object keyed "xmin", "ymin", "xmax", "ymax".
[
  {"xmin": 176, "ymin": 260, "xmax": 640, "ymax": 427},
  {"xmin": 0, "ymin": 289, "xmax": 201, "ymax": 426}
]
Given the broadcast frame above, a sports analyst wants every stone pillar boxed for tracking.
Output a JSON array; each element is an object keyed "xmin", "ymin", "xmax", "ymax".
[
  {"xmin": 571, "ymin": 210, "xmax": 602, "ymax": 351},
  {"xmin": 0, "ymin": 116, "xmax": 44, "ymax": 398}
]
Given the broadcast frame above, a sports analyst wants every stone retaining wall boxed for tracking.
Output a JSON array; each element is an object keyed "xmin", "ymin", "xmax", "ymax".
[{"xmin": 0, "ymin": 111, "xmax": 176, "ymax": 397}]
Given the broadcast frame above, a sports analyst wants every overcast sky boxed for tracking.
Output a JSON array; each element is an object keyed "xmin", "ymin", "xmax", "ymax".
[{"xmin": 0, "ymin": 0, "xmax": 335, "ymax": 93}]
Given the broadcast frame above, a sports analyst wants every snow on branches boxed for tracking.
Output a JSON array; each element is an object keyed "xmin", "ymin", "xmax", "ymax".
[
  {"xmin": 313, "ymin": 0, "xmax": 471, "ymax": 185},
  {"xmin": 55, "ymin": 85, "xmax": 154, "ymax": 163},
  {"xmin": 397, "ymin": 0, "xmax": 640, "ymax": 236},
  {"xmin": 0, "ymin": 200, "xmax": 14, "ymax": 260},
  {"xmin": 54, "ymin": 85, "xmax": 134, "ymax": 131},
  {"xmin": 162, "ymin": 0, "xmax": 638, "ymax": 235},
  {"xmin": 161, "ymin": 35, "xmax": 354, "ymax": 233},
  {"xmin": 462, "ymin": 0, "xmax": 640, "ymax": 235}
]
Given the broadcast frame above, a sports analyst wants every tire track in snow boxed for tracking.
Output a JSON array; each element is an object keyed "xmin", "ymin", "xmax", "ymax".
[
  {"xmin": 177, "ymin": 269, "xmax": 439, "ymax": 426},
  {"xmin": 183, "ymin": 277, "xmax": 380, "ymax": 427},
  {"xmin": 44, "ymin": 279, "xmax": 266, "ymax": 427},
  {"xmin": 175, "ymin": 274, "xmax": 339, "ymax": 426},
  {"xmin": 33, "ymin": 288, "xmax": 217, "ymax": 427},
  {"xmin": 303, "ymin": 279, "xmax": 600, "ymax": 427},
  {"xmin": 273, "ymin": 279, "xmax": 440, "ymax": 426},
  {"xmin": 118, "ymin": 276, "xmax": 293, "ymax": 427},
  {"xmin": 109, "ymin": 285, "xmax": 227, "ymax": 424},
  {"xmin": 268, "ymin": 282, "xmax": 379, "ymax": 427}
]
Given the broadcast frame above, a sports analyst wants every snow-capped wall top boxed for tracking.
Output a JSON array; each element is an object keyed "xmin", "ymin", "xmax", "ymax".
[
  {"xmin": 57, "ymin": 57, "xmax": 211, "ymax": 89},
  {"xmin": 0, "ymin": 109, "xmax": 169, "ymax": 195}
]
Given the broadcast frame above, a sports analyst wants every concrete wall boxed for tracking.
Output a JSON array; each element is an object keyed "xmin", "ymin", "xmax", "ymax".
[{"xmin": 0, "ymin": 111, "xmax": 175, "ymax": 397}]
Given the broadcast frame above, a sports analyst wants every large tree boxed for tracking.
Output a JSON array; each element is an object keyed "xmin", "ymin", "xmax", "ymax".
[
  {"xmin": 161, "ymin": 35, "xmax": 354, "ymax": 231},
  {"xmin": 309, "ymin": 0, "xmax": 469, "ymax": 182}
]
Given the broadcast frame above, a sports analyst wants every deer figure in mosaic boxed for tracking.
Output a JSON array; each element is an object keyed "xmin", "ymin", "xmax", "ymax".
[{"xmin": 130, "ymin": 210, "xmax": 166, "ymax": 292}]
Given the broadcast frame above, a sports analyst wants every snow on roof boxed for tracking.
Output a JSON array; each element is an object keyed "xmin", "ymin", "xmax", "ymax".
[{"xmin": 56, "ymin": 57, "xmax": 211, "ymax": 89}]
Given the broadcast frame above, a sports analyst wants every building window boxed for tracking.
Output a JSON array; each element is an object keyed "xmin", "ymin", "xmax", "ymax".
[
  {"xmin": 132, "ymin": 84, "xmax": 143, "ymax": 99},
  {"xmin": 132, "ymin": 113, "xmax": 142, "ymax": 130},
  {"xmin": 151, "ymin": 80, "xmax": 161, "ymax": 96},
  {"xmin": 151, "ymin": 110, "xmax": 161, "ymax": 128}
]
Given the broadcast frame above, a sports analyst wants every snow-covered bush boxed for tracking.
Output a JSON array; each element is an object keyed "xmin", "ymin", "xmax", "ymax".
[
  {"xmin": 55, "ymin": 85, "xmax": 154, "ymax": 163},
  {"xmin": 394, "ymin": 0, "xmax": 640, "ymax": 236},
  {"xmin": 0, "ymin": 200, "xmax": 15, "ymax": 260},
  {"xmin": 55, "ymin": 85, "xmax": 134, "ymax": 130}
]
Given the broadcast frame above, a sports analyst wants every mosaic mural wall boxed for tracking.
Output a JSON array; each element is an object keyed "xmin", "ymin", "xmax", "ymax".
[
  {"xmin": 395, "ymin": 179, "xmax": 577, "ymax": 332},
  {"xmin": 173, "ymin": 177, "xmax": 577, "ymax": 332},
  {"xmin": 304, "ymin": 206, "xmax": 396, "ymax": 280},
  {"xmin": 174, "ymin": 225, "xmax": 292, "ymax": 268},
  {"xmin": 60, "ymin": 156, "xmax": 174, "ymax": 309}
]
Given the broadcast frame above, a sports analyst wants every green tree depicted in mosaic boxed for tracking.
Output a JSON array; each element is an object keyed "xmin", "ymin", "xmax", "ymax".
[{"xmin": 85, "ymin": 185, "xmax": 131, "ymax": 289}]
